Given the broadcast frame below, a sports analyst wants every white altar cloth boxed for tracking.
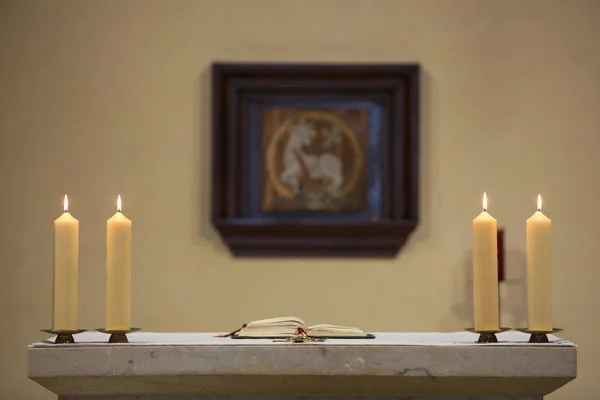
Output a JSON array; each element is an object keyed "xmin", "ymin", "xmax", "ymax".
[{"xmin": 30, "ymin": 331, "xmax": 575, "ymax": 348}]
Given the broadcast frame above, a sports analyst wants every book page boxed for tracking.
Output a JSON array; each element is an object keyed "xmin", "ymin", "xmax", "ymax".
[
  {"xmin": 307, "ymin": 324, "xmax": 368, "ymax": 337},
  {"xmin": 247, "ymin": 316, "xmax": 306, "ymax": 327},
  {"xmin": 308, "ymin": 324, "xmax": 361, "ymax": 330}
]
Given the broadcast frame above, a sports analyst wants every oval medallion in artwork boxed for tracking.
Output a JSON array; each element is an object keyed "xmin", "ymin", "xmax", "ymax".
[{"xmin": 262, "ymin": 109, "xmax": 367, "ymax": 212}]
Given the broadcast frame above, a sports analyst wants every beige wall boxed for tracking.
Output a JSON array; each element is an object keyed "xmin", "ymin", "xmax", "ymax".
[{"xmin": 1, "ymin": 0, "xmax": 599, "ymax": 398}]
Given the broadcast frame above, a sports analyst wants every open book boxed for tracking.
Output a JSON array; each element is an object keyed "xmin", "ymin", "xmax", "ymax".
[{"xmin": 225, "ymin": 316, "xmax": 374, "ymax": 339}]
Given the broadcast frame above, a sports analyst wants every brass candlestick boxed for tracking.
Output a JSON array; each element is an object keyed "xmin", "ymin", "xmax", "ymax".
[
  {"xmin": 96, "ymin": 328, "xmax": 142, "ymax": 343},
  {"xmin": 41, "ymin": 329, "xmax": 87, "ymax": 344},
  {"xmin": 515, "ymin": 328, "xmax": 563, "ymax": 343},
  {"xmin": 465, "ymin": 327, "xmax": 512, "ymax": 343}
]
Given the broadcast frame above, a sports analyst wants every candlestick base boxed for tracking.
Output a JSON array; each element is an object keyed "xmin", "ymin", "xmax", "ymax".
[
  {"xmin": 41, "ymin": 329, "xmax": 87, "ymax": 344},
  {"xmin": 515, "ymin": 328, "xmax": 563, "ymax": 343},
  {"xmin": 465, "ymin": 327, "xmax": 512, "ymax": 343},
  {"xmin": 96, "ymin": 328, "xmax": 142, "ymax": 343}
]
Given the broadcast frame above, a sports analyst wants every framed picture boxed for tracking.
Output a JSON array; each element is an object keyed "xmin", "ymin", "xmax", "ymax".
[{"xmin": 211, "ymin": 62, "xmax": 420, "ymax": 257}]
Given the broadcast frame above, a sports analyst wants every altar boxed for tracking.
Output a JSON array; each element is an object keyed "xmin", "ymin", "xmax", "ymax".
[{"xmin": 28, "ymin": 331, "xmax": 577, "ymax": 400}]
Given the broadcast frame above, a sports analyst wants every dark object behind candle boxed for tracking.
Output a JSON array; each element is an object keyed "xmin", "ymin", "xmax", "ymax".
[{"xmin": 497, "ymin": 228, "xmax": 504, "ymax": 282}]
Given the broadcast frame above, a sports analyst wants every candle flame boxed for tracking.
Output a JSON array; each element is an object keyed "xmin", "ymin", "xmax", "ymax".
[
  {"xmin": 64, "ymin": 194, "xmax": 69, "ymax": 213},
  {"xmin": 537, "ymin": 194, "xmax": 542, "ymax": 212},
  {"xmin": 482, "ymin": 192, "xmax": 488, "ymax": 212},
  {"xmin": 117, "ymin": 195, "xmax": 122, "ymax": 213}
]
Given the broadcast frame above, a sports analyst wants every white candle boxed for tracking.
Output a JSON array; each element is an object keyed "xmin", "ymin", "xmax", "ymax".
[
  {"xmin": 53, "ymin": 195, "xmax": 79, "ymax": 330},
  {"xmin": 106, "ymin": 195, "xmax": 132, "ymax": 330},
  {"xmin": 526, "ymin": 194, "xmax": 552, "ymax": 331},
  {"xmin": 472, "ymin": 192, "xmax": 499, "ymax": 331}
]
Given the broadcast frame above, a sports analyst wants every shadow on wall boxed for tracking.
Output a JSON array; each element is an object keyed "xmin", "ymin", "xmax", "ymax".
[
  {"xmin": 196, "ymin": 66, "xmax": 228, "ymax": 254},
  {"xmin": 445, "ymin": 249, "xmax": 527, "ymax": 331},
  {"xmin": 447, "ymin": 252, "xmax": 474, "ymax": 330},
  {"xmin": 503, "ymin": 250, "xmax": 527, "ymax": 329}
]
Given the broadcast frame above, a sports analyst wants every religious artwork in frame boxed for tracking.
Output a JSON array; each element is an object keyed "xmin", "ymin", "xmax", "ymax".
[{"xmin": 211, "ymin": 62, "xmax": 420, "ymax": 257}]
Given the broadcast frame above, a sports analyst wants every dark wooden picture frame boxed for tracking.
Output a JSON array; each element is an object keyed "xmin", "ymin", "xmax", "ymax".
[{"xmin": 211, "ymin": 62, "xmax": 420, "ymax": 257}]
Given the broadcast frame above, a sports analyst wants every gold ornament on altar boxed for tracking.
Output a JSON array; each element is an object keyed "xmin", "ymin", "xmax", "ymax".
[{"xmin": 273, "ymin": 328, "xmax": 328, "ymax": 343}]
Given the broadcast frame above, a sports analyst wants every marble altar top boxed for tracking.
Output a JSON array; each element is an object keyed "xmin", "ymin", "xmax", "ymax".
[{"xmin": 30, "ymin": 330, "xmax": 576, "ymax": 348}]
